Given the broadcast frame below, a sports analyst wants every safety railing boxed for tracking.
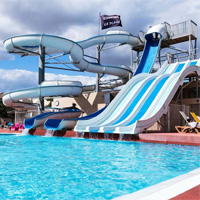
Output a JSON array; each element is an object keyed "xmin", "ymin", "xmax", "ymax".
[{"xmin": 170, "ymin": 20, "xmax": 197, "ymax": 38}]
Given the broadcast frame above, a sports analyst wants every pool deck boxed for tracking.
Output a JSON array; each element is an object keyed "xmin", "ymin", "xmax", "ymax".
[
  {"xmin": 138, "ymin": 132, "xmax": 200, "ymax": 146},
  {"xmin": 1, "ymin": 129, "xmax": 200, "ymax": 199},
  {"xmin": 2, "ymin": 128, "xmax": 199, "ymax": 146}
]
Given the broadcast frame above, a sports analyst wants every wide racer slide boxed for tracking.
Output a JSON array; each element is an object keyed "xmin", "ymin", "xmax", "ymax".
[
  {"xmin": 44, "ymin": 106, "xmax": 107, "ymax": 131},
  {"xmin": 24, "ymin": 108, "xmax": 82, "ymax": 130},
  {"xmin": 75, "ymin": 60, "xmax": 200, "ymax": 134}
]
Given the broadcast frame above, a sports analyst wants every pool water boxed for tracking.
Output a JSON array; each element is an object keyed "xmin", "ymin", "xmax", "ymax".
[{"xmin": 0, "ymin": 135, "xmax": 199, "ymax": 199}]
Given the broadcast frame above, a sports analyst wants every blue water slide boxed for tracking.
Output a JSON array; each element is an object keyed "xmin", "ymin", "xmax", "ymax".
[
  {"xmin": 134, "ymin": 33, "xmax": 162, "ymax": 75},
  {"xmin": 44, "ymin": 106, "xmax": 107, "ymax": 130},
  {"xmin": 24, "ymin": 108, "xmax": 82, "ymax": 129}
]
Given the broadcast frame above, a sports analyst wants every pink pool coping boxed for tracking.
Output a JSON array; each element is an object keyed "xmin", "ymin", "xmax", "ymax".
[
  {"xmin": 1, "ymin": 129, "xmax": 199, "ymax": 146},
  {"xmin": 1, "ymin": 129, "xmax": 200, "ymax": 199},
  {"xmin": 138, "ymin": 132, "xmax": 200, "ymax": 146}
]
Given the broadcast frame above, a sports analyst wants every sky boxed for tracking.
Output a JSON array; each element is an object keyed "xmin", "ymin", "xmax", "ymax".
[{"xmin": 0, "ymin": 0, "xmax": 200, "ymax": 93}]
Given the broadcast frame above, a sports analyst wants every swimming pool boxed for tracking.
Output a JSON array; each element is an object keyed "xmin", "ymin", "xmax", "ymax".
[{"xmin": 0, "ymin": 135, "xmax": 199, "ymax": 199}]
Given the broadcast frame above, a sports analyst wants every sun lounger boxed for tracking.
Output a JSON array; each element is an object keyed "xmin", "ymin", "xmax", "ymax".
[
  {"xmin": 10, "ymin": 122, "xmax": 20, "ymax": 131},
  {"xmin": 190, "ymin": 112, "xmax": 200, "ymax": 123},
  {"xmin": 175, "ymin": 126, "xmax": 200, "ymax": 134},
  {"xmin": 19, "ymin": 124, "xmax": 24, "ymax": 131},
  {"xmin": 175, "ymin": 111, "xmax": 200, "ymax": 134}
]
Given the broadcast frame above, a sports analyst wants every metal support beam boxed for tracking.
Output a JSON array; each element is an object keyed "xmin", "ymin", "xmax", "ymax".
[
  {"xmin": 196, "ymin": 74, "xmax": 199, "ymax": 98},
  {"xmin": 158, "ymin": 48, "xmax": 161, "ymax": 67},
  {"xmin": 188, "ymin": 35, "xmax": 191, "ymax": 60},
  {"xmin": 180, "ymin": 86, "xmax": 184, "ymax": 126},
  {"xmin": 130, "ymin": 49, "xmax": 133, "ymax": 72},
  {"xmin": 39, "ymin": 45, "xmax": 45, "ymax": 84},
  {"xmin": 38, "ymin": 45, "xmax": 45, "ymax": 111},
  {"xmin": 135, "ymin": 51, "xmax": 140, "ymax": 73},
  {"xmin": 163, "ymin": 106, "xmax": 170, "ymax": 132},
  {"xmin": 96, "ymin": 45, "xmax": 100, "ymax": 92},
  {"xmin": 194, "ymin": 39, "xmax": 197, "ymax": 59}
]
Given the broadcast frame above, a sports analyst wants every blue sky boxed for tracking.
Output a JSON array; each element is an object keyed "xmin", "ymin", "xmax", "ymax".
[{"xmin": 0, "ymin": 0, "xmax": 200, "ymax": 93}]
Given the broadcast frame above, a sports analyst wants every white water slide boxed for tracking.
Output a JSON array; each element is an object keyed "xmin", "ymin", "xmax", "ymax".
[
  {"xmin": 3, "ymin": 31, "xmax": 144, "ymax": 109},
  {"xmin": 2, "ymin": 30, "xmax": 145, "ymax": 129},
  {"xmin": 75, "ymin": 60, "xmax": 200, "ymax": 134}
]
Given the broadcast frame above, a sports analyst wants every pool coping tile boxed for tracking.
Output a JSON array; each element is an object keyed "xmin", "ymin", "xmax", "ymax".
[{"xmin": 113, "ymin": 167, "xmax": 200, "ymax": 200}]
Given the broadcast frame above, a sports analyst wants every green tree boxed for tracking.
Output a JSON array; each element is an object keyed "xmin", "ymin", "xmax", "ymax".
[{"xmin": 0, "ymin": 99, "xmax": 14, "ymax": 118}]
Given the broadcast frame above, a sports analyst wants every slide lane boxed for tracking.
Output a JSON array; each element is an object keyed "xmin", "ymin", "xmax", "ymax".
[
  {"xmin": 130, "ymin": 60, "xmax": 200, "ymax": 134},
  {"xmin": 44, "ymin": 106, "xmax": 107, "ymax": 131},
  {"xmin": 134, "ymin": 33, "xmax": 162, "ymax": 75},
  {"xmin": 24, "ymin": 108, "xmax": 82, "ymax": 129}
]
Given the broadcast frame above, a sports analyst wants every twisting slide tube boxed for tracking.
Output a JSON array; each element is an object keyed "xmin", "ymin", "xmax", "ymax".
[
  {"xmin": 2, "ymin": 31, "xmax": 143, "ymax": 129},
  {"xmin": 3, "ymin": 31, "xmax": 143, "ymax": 110}
]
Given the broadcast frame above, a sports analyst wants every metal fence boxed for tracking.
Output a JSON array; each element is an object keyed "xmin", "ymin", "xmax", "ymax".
[{"xmin": 170, "ymin": 20, "xmax": 197, "ymax": 38}]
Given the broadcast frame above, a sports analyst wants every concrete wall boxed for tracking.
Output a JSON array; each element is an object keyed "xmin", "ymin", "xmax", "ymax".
[
  {"xmin": 52, "ymin": 92, "xmax": 107, "ymax": 115},
  {"xmin": 183, "ymin": 98, "xmax": 200, "ymax": 115},
  {"xmin": 147, "ymin": 104, "xmax": 190, "ymax": 133}
]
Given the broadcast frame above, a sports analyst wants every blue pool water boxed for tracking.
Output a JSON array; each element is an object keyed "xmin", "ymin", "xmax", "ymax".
[{"xmin": 0, "ymin": 135, "xmax": 200, "ymax": 199}]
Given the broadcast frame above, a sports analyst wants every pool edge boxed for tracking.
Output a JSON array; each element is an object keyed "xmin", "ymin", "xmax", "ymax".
[{"xmin": 113, "ymin": 167, "xmax": 200, "ymax": 200}]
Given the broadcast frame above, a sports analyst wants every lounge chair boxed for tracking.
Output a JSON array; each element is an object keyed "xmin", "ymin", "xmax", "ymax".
[
  {"xmin": 7, "ymin": 122, "xmax": 13, "ymax": 129},
  {"xmin": 190, "ymin": 112, "xmax": 200, "ymax": 124},
  {"xmin": 19, "ymin": 124, "xmax": 24, "ymax": 131},
  {"xmin": 175, "ymin": 111, "xmax": 200, "ymax": 134},
  {"xmin": 10, "ymin": 122, "xmax": 20, "ymax": 131}
]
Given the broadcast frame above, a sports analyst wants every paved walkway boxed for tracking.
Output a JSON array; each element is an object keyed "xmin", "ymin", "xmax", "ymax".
[{"xmin": 170, "ymin": 185, "xmax": 200, "ymax": 200}]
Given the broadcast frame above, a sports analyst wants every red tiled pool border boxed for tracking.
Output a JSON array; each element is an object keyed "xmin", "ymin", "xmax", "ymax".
[{"xmin": 1, "ymin": 129, "xmax": 200, "ymax": 146}]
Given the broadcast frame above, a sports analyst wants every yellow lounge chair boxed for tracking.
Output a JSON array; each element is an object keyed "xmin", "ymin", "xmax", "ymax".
[
  {"xmin": 175, "ymin": 111, "xmax": 200, "ymax": 134},
  {"xmin": 190, "ymin": 112, "xmax": 200, "ymax": 123}
]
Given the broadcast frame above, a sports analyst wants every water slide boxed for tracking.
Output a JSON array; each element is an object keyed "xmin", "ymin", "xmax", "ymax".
[
  {"xmin": 3, "ymin": 23, "xmax": 169, "ymax": 130},
  {"xmin": 2, "ymin": 31, "xmax": 144, "ymax": 128},
  {"xmin": 44, "ymin": 105, "xmax": 107, "ymax": 131},
  {"xmin": 75, "ymin": 60, "xmax": 200, "ymax": 134},
  {"xmin": 24, "ymin": 108, "xmax": 82, "ymax": 129},
  {"xmin": 74, "ymin": 24, "xmax": 171, "ymax": 133}
]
